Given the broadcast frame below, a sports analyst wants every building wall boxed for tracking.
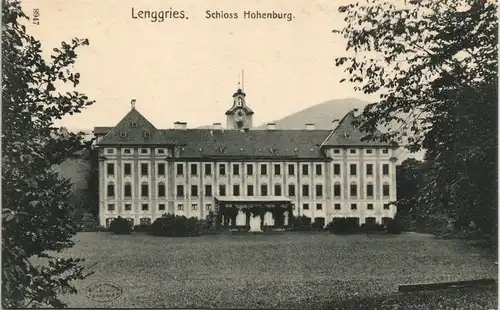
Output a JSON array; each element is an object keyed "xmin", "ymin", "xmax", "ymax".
[{"xmin": 99, "ymin": 146, "xmax": 397, "ymax": 227}]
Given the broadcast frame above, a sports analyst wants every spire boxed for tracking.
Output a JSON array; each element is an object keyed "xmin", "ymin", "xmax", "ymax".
[{"xmin": 131, "ymin": 99, "xmax": 136, "ymax": 110}]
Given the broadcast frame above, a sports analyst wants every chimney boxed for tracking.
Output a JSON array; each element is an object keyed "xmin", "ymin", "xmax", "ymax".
[
  {"xmin": 213, "ymin": 122, "xmax": 222, "ymax": 130},
  {"xmin": 305, "ymin": 123, "xmax": 315, "ymax": 131},
  {"xmin": 267, "ymin": 123, "xmax": 276, "ymax": 130},
  {"xmin": 174, "ymin": 121, "xmax": 187, "ymax": 130}
]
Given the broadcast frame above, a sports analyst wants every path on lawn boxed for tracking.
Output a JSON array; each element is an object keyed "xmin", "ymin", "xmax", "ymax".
[{"xmin": 60, "ymin": 232, "xmax": 497, "ymax": 309}]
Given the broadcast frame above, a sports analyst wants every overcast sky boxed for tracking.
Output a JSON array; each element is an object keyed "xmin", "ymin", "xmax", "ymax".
[{"xmin": 21, "ymin": 0, "xmax": 381, "ymax": 130}]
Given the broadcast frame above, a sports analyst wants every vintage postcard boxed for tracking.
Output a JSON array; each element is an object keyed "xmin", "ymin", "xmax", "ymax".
[{"xmin": 2, "ymin": 0, "xmax": 497, "ymax": 308}]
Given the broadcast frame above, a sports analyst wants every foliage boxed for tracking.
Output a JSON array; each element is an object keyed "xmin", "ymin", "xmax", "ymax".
[
  {"xmin": 290, "ymin": 215, "xmax": 312, "ymax": 231},
  {"xmin": 150, "ymin": 214, "xmax": 201, "ymax": 237},
  {"xmin": 327, "ymin": 218, "xmax": 360, "ymax": 234},
  {"xmin": 335, "ymin": 0, "xmax": 497, "ymax": 242},
  {"xmin": 386, "ymin": 219, "xmax": 403, "ymax": 234},
  {"xmin": 134, "ymin": 224, "xmax": 151, "ymax": 232},
  {"xmin": 360, "ymin": 222, "xmax": 386, "ymax": 233},
  {"xmin": 2, "ymin": 0, "xmax": 94, "ymax": 307},
  {"xmin": 108, "ymin": 216, "xmax": 133, "ymax": 235},
  {"xmin": 396, "ymin": 158, "xmax": 425, "ymax": 216}
]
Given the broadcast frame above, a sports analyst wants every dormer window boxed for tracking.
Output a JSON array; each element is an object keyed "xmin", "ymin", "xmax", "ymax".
[
  {"xmin": 120, "ymin": 132, "xmax": 127, "ymax": 138},
  {"xmin": 143, "ymin": 132, "xmax": 150, "ymax": 139},
  {"xmin": 130, "ymin": 121, "xmax": 138, "ymax": 128}
]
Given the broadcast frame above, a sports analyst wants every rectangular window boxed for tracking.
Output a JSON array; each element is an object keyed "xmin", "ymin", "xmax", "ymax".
[
  {"xmin": 302, "ymin": 184, "xmax": 309, "ymax": 196},
  {"xmin": 366, "ymin": 149, "xmax": 373, "ymax": 154},
  {"xmin": 350, "ymin": 164, "xmax": 357, "ymax": 176},
  {"xmin": 158, "ymin": 184, "xmax": 166, "ymax": 197},
  {"xmin": 274, "ymin": 164, "xmax": 281, "ymax": 175},
  {"xmin": 303, "ymin": 203, "xmax": 309, "ymax": 210},
  {"xmin": 350, "ymin": 184, "xmax": 357, "ymax": 197},
  {"xmin": 140, "ymin": 148, "xmax": 148, "ymax": 154},
  {"xmin": 159, "ymin": 204, "xmax": 166, "ymax": 211},
  {"xmin": 247, "ymin": 185, "xmax": 254, "ymax": 196},
  {"xmin": 247, "ymin": 164, "xmax": 253, "ymax": 175},
  {"xmin": 315, "ymin": 164, "xmax": 322, "ymax": 176},
  {"xmin": 384, "ymin": 203, "xmax": 390, "ymax": 210},
  {"xmin": 351, "ymin": 203, "xmax": 357, "ymax": 210},
  {"xmin": 141, "ymin": 204, "xmax": 149, "ymax": 211},
  {"xmin": 124, "ymin": 163, "xmax": 131, "ymax": 176},
  {"xmin": 191, "ymin": 185, "xmax": 198, "ymax": 197},
  {"xmin": 176, "ymin": 163, "xmax": 183, "ymax": 176},
  {"xmin": 106, "ymin": 148, "xmax": 114, "ymax": 154},
  {"xmin": 260, "ymin": 164, "xmax": 267, "ymax": 175},
  {"xmin": 107, "ymin": 163, "xmax": 114, "ymax": 176},
  {"xmin": 382, "ymin": 149, "xmax": 389, "ymax": 154},
  {"xmin": 177, "ymin": 204, "xmax": 184, "ymax": 211},
  {"xmin": 383, "ymin": 184, "xmax": 390, "ymax": 197},
  {"xmin": 333, "ymin": 164, "xmax": 341, "ymax": 175},
  {"xmin": 316, "ymin": 203, "xmax": 322, "ymax": 210},
  {"xmin": 366, "ymin": 164, "xmax": 373, "ymax": 176},
  {"xmin": 274, "ymin": 184, "xmax": 282, "ymax": 196},
  {"xmin": 383, "ymin": 164, "xmax": 389, "ymax": 175},
  {"xmin": 334, "ymin": 184, "xmax": 341, "ymax": 196},
  {"xmin": 141, "ymin": 184, "xmax": 149, "ymax": 197},
  {"xmin": 233, "ymin": 185, "xmax": 240, "ymax": 196},
  {"xmin": 206, "ymin": 204, "xmax": 212, "ymax": 211},
  {"xmin": 366, "ymin": 184, "xmax": 374, "ymax": 197},
  {"xmin": 219, "ymin": 185, "xmax": 226, "ymax": 196},
  {"xmin": 191, "ymin": 163, "xmax": 198, "ymax": 175},
  {"xmin": 176, "ymin": 185, "xmax": 184, "ymax": 197},
  {"xmin": 233, "ymin": 164, "xmax": 240, "ymax": 176},
  {"xmin": 261, "ymin": 184, "xmax": 268, "ymax": 196},
  {"xmin": 288, "ymin": 184, "xmax": 295, "ymax": 196},
  {"xmin": 315, "ymin": 184, "xmax": 323, "ymax": 197},
  {"xmin": 157, "ymin": 163, "xmax": 165, "ymax": 176},
  {"xmin": 205, "ymin": 185, "xmax": 212, "ymax": 197},
  {"xmin": 124, "ymin": 204, "xmax": 132, "ymax": 211},
  {"xmin": 288, "ymin": 164, "xmax": 295, "ymax": 176},
  {"xmin": 107, "ymin": 184, "xmax": 115, "ymax": 197},
  {"xmin": 157, "ymin": 148, "xmax": 165, "ymax": 154},
  {"xmin": 141, "ymin": 163, "xmax": 148, "ymax": 176},
  {"xmin": 192, "ymin": 204, "xmax": 198, "ymax": 211},
  {"xmin": 124, "ymin": 149, "xmax": 131, "ymax": 154},
  {"xmin": 367, "ymin": 203, "xmax": 374, "ymax": 210},
  {"xmin": 334, "ymin": 203, "xmax": 341, "ymax": 210},
  {"xmin": 302, "ymin": 164, "xmax": 309, "ymax": 176},
  {"xmin": 124, "ymin": 184, "xmax": 132, "ymax": 197},
  {"xmin": 350, "ymin": 149, "xmax": 357, "ymax": 154},
  {"xmin": 205, "ymin": 163, "xmax": 212, "ymax": 176},
  {"xmin": 333, "ymin": 149, "xmax": 340, "ymax": 154},
  {"xmin": 219, "ymin": 164, "xmax": 226, "ymax": 176},
  {"xmin": 107, "ymin": 204, "xmax": 115, "ymax": 211}
]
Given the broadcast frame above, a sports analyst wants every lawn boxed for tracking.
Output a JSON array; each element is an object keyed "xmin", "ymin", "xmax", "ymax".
[{"xmin": 57, "ymin": 232, "xmax": 497, "ymax": 309}]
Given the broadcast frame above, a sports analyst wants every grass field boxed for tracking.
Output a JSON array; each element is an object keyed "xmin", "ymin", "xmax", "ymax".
[{"xmin": 57, "ymin": 232, "xmax": 497, "ymax": 309}]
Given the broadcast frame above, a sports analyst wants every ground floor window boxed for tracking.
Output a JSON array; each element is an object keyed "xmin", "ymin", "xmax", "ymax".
[
  {"xmin": 382, "ymin": 217, "xmax": 392, "ymax": 225},
  {"xmin": 140, "ymin": 218, "xmax": 151, "ymax": 225},
  {"xmin": 314, "ymin": 217, "xmax": 325, "ymax": 228},
  {"xmin": 105, "ymin": 218, "xmax": 114, "ymax": 228},
  {"xmin": 365, "ymin": 217, "xmax": 376, "ymax": 224},
  {"xmin": 126, "ymin": 218, "xmax": 134, "ymax": 225}
]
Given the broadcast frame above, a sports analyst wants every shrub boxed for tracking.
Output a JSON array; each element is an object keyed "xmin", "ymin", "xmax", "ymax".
[
  {"xmin": 311, "ymin": 221, "xmax": 325, "ymax": 231},
  {"xmin": 290, "ymin": 215, "xmax": 312, "ymax": 231},
  {"xmin": 386, "ymin": 218, "xmax": 403, "ymax": 234},
  {"xmin": 327, "ymin": 218, "xmax": 360, "ymax": 234},
  {"xmin": 109, "ymin": 216, "xmax": 133, "ymax": 234},
  {"xmin": 360, "ymin": 222, "xmax": 386, "ymax": 233},
  {"xmin": 81, "ymin": 226, "xmax": 108, "ymax": 232},
  {"xmin": 134, "ymin": 224, "xmax": 151, "ymax": 232},
  {"xmin": 150, "ymin": 214, "xmax": 200, "ymax": 237}
]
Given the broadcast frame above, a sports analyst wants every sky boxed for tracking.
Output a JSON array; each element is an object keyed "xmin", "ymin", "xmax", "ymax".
[{"xmin": 19, "ymin": 0, "xmax": 382, "ymax": 130}]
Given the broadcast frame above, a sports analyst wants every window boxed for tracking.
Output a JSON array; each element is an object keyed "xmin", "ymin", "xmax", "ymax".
[
  {"xmin": 158, "ymin": 183, "xmax": 166, "ymax": 197},
  {"xmin": 159, "ymin": 204, "xmax": 166, "ymax": 211},
  {"xmin": 382, "ymin": 149, "xmax": 389, "ymax": 154},
  {"xmin": 233, "ymin": 185, "xmax": 240, "ymax": 196},
  {"xmin": 191, "ymin": 185, "xmax": 198, "ymax": 197},
  {"xmin": 288, "ymin": 184, "xmax": 295, "ymax": 196},
  {"xmin": 142, "ymin": 204, "xmax": 149, "ymax": 211},
  {"xmin": 383, "ymin": 184, "xmax": 390, "ymax": 197},
  {"xmin": 140, "ymin": 218, "xmax": 151, "ymax": 225},
  {"xmin": 122, "ymin": 183, "xmax": 131, "ymax": 197},
  {"xmin": 366, "ymin": 184, "xmax": 374, "ymax": 197},
  {"xmin": 205, "ymin": 185, "xmax": 212, "ymax": 197},
  {"xmin": 303, "ymin": 203, "xmax": 309, "ymax": 210},
  {"xmin": 350, "ymin": 149, "xmax": 357, "ymax": 154},
  {"xmin": 124, "ymin": 148, "xmax": 131, "ymax": 154},
  {"xmin": 107, "ymin": 204, "xmax": 115, "ymax": 211},
  {"xmin": 334, "ymin": 203, "xmax": 341, "ymax": 210},
  {"xmin": 288, "ymin": 164, "xmax": 295, "ymax": 176},
  {"xmin": 106, "ymin": 148, "xmax": 114, "ymax": 154},
  {"xmin": 274, "ymin": 184, "xmax": 282, "ymax": 196},
  {"xmin": 350, "ymin": 184, "xmax": 357, "ymax": 197},
  {"xmin": 205, "ymin": 163, "xmax": 212, "ymax": 176},
  {"xmin": 158, "ymin": 163, "xmax": 165, "ymax": 176},
  {"xmin": 176, "ymin": 185, "xmax": 184, "ymax": 197},
  {"xmin": 315, "ymin": 164, "xmax": 322, "ymax": 176},
  {"xmin": 192, "ymin": 204, "xmax": 198, "ymax": 211},
  {"xmin": 191, "ymin": 163, "xmax": 198, "ymax": 175},
  {"xmin": 334, "ymin": 184, "xmax": 341, "ymax": 197},
  {"xmin": 367, "ymin": 203, "xmax": 374, "ymax": 210},
  {"xmin": 176, "ymin": 163, "xmax": 184, "ymax": 176},
  {"xmin": 302, "ymin": 164, "xmax": 309, "ymax": 176},
  {"xmin": 107, "ymin": 183, "xmax": 115, "ymax": 197},
  {"xmin": 260, "ymin": 164, "xmax": 267, "ymax": 175},
  {"xmin": 247, "ymin": 164, "xmax": 253, "ymax": 175},
  {"xmin": 219, "ymin": 164, "xmax": 226, "ymax": 176},
  {"xmin": 247, "ymin": 185, "xmax": 254, "ymax": 196},
  {"xmin": 365, "ymin": 217, "xmax": 376, "ymax": 224},
  {"xmin": 351, "ymin": 203, "xmax": 357, "ymax": 210},
  {"xmin": 261, "ymin": 184, "xmax": 268, "ymax": 196},
  {"xmin": 292, "ymin": 204, "xmax": 296, "ymax": 210},
  {"xmin": 157, "ymin": 148, "xmax": 165, "ymax": 154},
  {"xmin": 124, "ymin": 204, "xmax": 132, "ymax": 211},
  {"xmin": 219, "ymin": 185, "xmax": 226, "ymax": 196},
  {"xmin": 316, "ymin": 203, "xmax": 323, "ymax": 210},
  {"xmin": 313, "ymin": 184, "xmax": 321, "ymax": 197},
  {"xmin": 333, "ymin": 164, "xmax": 341, "ymax": 175},
  {"xmin": 274, "ymin": 164, "xmax": 281, "ymax": 176},
  {"xmin": 233, "ymin": 164, "xmax": 240, "ymax": 176},
  {"xmin": 177, "ymin": 204, "xmax": 184, "ymax": 211},
  {"xmin": 206, "ymin": 204, "xmax": 212, "ymax": 211},
  {"xmin": 383, "ymin": 164, "xmax": 389, "ymax": 175},
  {"xmin": 141, "ymin": 163, "xmax": 148, "ymax": 176},
  {"xmin": 366, "ymin": 149, "xmax": 373, "ymax": 154},
  {"xmin": 333, "ymin": 149, "xmax": 340, "ymax": 154},
  {"xmin": 383, "ymin": 203, "xmax": 390, "ymax": 210},
  {"xmin": 124, "ymin": 163, "xmax": 131, "ymax": 176},
  {"xmin": 350, "ymin": 164, "xmax": 357, "ymax": 176},
  {"xmin": 363, "ymin": 165, "xmax": 372, "ymax": 177},
  {"xmin": 302, "ymin": 184, "xmax": 309, "ymax": 196},
  {"xmin": 141, "ymin": 184, "xmax": 149, "ymax": 197},
  {"xmin": 107, "ymin": 163, "xmax": 114, "ymax": 176},
  {"xmin": 140, "ymin": 148, "xmax": 148, "ymax": 154}
]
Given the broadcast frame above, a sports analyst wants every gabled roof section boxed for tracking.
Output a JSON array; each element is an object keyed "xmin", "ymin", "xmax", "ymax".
[
  {"xmin": 321, "ymin": 110, "xmax": 391, "ymax": 147},
  {"xmin": 97, "ymin": 108, "xmax": 171, "ymax": 145}
]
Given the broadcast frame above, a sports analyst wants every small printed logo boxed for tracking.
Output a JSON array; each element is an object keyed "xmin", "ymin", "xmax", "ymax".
[{"xmin": 84, "ymin": 281, "xmax": 123, "ymax": 302}]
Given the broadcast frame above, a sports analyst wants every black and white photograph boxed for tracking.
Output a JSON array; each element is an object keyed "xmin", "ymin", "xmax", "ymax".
[{"xmin": 2, "ymin": 0, "xmax": 498, "ymax": 308}]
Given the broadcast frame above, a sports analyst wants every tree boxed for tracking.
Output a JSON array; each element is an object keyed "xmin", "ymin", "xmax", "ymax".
[
  {"xmin": 396, "ymin": 158, "xmax": 424, "ymax": 216},
  {"xmin": 334, "ymin": 0, "xmax": 497, "ymax": 240},
  {"xmin": 2, "ymin": 0, "xmax": 95, "ymax": 307}
]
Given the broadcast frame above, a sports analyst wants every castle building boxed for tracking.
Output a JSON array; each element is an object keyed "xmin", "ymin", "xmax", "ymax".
[{"xmin": 93, "ymin": 87, "xmax": 398, "ymax": 228}]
